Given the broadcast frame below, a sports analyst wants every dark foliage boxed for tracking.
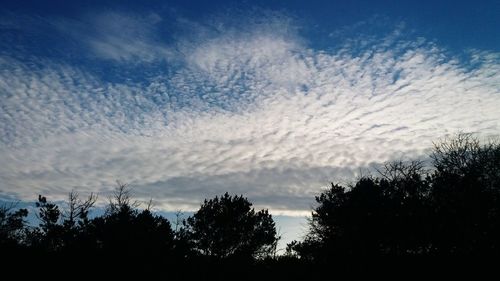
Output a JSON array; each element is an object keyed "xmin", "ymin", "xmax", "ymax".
[
  {"xmin": 0, "ymin": 203, "xmax": 28, "ymax": 249},
  {"xmin": 89, "ymin": 182, "xmax": 175, "ymax": 257},
  {"xmin": 289, "ymin": 134, "xmax": 500, "ymax": 261},
  {"xmin": 1, "ymin": 134, "xmax": 499, "ymax": 278},
  {"xmin": 182, "ymin": 192, "xmax": 279, "ymax": 259}
]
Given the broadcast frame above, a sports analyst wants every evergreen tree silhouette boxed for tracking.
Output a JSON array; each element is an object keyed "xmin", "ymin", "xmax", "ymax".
[
  {"xmin": 0, "ymin": 203, "xmax": 28, "ymax": 250},
  {"xmin": 182, "ymin": 192, "xmax": 279, "ymax": 259}
]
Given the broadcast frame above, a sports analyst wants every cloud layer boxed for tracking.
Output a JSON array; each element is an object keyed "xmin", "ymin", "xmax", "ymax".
[{"xmin": 1, "ymin": 12, "xmax": 499, "ymax": 215}]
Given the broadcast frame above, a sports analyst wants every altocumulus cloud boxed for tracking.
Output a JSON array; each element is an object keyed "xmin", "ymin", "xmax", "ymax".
[{"xmin": 0, "ymin": 12, "xmax": 499, "ymax": 216}]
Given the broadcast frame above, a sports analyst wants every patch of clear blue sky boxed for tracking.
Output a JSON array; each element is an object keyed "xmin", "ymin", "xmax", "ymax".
[{"xmin": 3, "ymin": 0, "xmax": 499, "ymax": 52}]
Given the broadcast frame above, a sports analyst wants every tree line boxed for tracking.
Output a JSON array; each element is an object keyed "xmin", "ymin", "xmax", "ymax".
[{"xmin": 1, "ymin": 134, "xmax": 499, "ymax": 278}]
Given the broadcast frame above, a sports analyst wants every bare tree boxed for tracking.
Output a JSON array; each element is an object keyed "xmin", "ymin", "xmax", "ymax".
[
  {"xmin": 431, "ymin": 133, "xmax": 481, "ymax": 175},
  {"xmin": 107, "ymin": 181, "xmax": 139, "ymax": 214},
  {"xmin": 376, "ymin": 160, "xmax": 426, "ymax": 182},
  {"xmin": 63, "ymin": 190, "xmax": 97, "ymax": 228},
  {"xmin": 145, "ymin": 198, "xmax": 154, "ymax": 211}
]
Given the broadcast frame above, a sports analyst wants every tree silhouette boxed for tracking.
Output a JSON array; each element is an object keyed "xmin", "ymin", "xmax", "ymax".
[
  {"xmin": 90, "ymin": 182, "xmax": 175, "ymax": 258},
  {"xmin": 290, "ymin": 134, "xmax": 500, "ymax": 260},
  {"xmin": 27, "ymin": 195, "xmax": 64, "ymax": 251},
  {"xmin": 430, "ymin": 134, "xmax": 500, "ymax": 254},
  {"xmin": 62, "ymin": 190, "xmax": 97, "ymax": 229},
  {"xmin": 291, "ymin": 173, "xmax": 431, "ymax": 259},
  {"xmin": 182, "ymin": 193, "xmax": 279, "ymax": 259},
  {"xmin": 1, "ymin": 134, "xmax": 499, "ymax": 277},
  {"xmin": 0, "ymin": 203, "xmax": 28, "ymax": 249}
]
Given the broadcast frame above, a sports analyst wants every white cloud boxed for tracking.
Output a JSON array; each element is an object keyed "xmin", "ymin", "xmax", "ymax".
[
  {"xmin": 1, "ymin": 16, "xmax": 499, "ymax": 216},
  {"xmin": 52, "ymin": 11, "xmax": 174, "ymax": 63}
]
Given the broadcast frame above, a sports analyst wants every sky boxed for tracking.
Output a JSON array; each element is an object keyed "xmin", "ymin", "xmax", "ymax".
[{"xmin": 1, "ymin": 0, "xmax": 499, "ymax": 250}]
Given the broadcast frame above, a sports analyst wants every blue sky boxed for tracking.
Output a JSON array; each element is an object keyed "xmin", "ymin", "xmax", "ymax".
[{"xmin": 1, "ymin": 0, "xmax": 499, "ymax": 250}]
